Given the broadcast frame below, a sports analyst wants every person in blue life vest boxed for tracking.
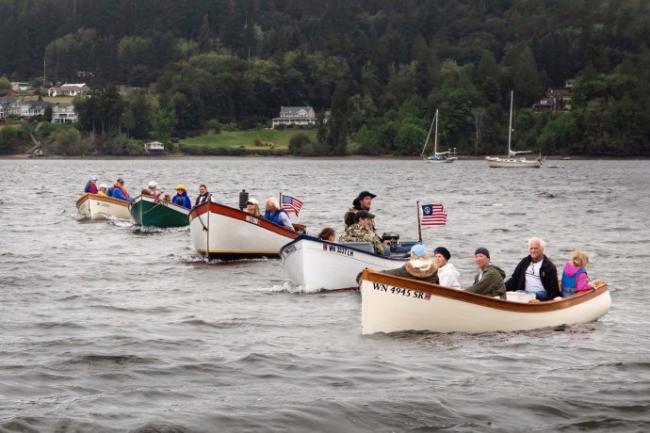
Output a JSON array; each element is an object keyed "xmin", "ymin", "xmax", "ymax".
[
  {"xmin": 109, "ymin": 178, "xmax": 131, "ymax": 202},
  {"xmin": 171, "ymin": 184, "xmax": 192, "ymax": 209},
  {"xmin": 264, "ymin": 197, "xmax": 294, "ymax": 231}
]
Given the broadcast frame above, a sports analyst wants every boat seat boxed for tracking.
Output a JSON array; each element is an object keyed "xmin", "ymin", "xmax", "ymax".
[{"xmin": 340, "ymin": 242, "xmax": 374, "ymax": 253}]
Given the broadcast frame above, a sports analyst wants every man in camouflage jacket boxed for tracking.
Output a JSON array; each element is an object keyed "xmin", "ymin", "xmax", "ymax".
[{"xmin": 339, "ymin": 210, "xmax": 385, "ymax": 255}]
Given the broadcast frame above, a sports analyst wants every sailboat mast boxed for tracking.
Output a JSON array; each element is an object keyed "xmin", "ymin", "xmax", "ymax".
[
  {"xmin": 507, "ymin": 90, "xmax": 514, "ymax": 156},
  {"xmin": 421, "ymin": 109, "xmax": 437, "ymax": 159},
  {"xmin": 433, "ymin": 108, "xmax": 439, "ymax": 155}
]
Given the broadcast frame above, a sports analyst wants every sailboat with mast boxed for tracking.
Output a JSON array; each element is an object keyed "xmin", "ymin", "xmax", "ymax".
[
  {"xmin": 421, "ymin": 109, "xmax": 457, "ymax": 163},
  {"xmin": 486, "ymin": 91, "xmax": 542, "ymax": 168}
]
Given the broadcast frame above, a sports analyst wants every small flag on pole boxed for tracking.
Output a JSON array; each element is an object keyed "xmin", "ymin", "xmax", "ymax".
[
  {"xmin": 281, "ymin": 194, "xmax": 304, "ymax": 215},
  {"xmin": 421, "ymin": 203, "xmax": 447, "ymax": 226}
]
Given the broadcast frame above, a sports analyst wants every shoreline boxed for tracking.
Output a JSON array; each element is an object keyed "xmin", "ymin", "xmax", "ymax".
[{"xmin": 2, "ymin": 154, "xmax": 650, "ymax": 161}]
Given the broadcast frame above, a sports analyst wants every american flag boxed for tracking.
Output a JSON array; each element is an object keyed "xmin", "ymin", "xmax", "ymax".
[
  {"xmin": 281, "ymin": 194, "xmax": 304, "ymax": 215},
  {"xmin": 421, "ymin": 203, "xmax": 447, "ymax": 226}
]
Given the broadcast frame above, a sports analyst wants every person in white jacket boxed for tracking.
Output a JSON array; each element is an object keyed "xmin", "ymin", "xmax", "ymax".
[{"xmin": 433, "ymin": 246, "xmax": 461, "ymax": 289}]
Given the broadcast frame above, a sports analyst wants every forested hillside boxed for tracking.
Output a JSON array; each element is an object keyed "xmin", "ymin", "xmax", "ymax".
[{"xmin": 1, "ymin": 0, "xmax": 649, "ymax": 156}]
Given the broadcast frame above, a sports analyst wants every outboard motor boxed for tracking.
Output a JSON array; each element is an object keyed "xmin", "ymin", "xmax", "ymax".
[
  {"xmin": 238, "ymin": 189, "xmax": 249, "ymax": 210},
  {"xmin": 381, "ymin": 232, "xmax": 400, "ymax": 248}
]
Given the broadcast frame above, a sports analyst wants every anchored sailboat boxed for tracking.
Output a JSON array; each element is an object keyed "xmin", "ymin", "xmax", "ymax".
[
  {"xmin": 485, "ymin": 91, "xmax": 542, "ymax": 168},
  {"xmin": 421, "ymin": 109, "xmax": 457, "ymax": 163}
]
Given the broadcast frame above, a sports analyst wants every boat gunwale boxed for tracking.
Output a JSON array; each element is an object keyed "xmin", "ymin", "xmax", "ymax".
[
  {"xmin": 76, "ymin": 193, "xmax": 130, "ymax": 208},
  {"xmin": 129, "ymin": 194, "xmax": 191, "ymax": 216},
  {"xmin": 189, "ymin": 201, "xmax": 299, "ymax": 239},
  {"xmin": 281, "ymin": 234, "xmax": 408, "ymax": 263},
  {"xmin": 361, "ymin": 269, "xmax": 608, "ymax": 313}
]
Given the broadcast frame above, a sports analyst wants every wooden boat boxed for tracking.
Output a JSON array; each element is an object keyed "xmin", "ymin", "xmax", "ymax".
[
  {"xmin": 189, "ymin": 201, "xmax": 300, "ymax": 260},
  {"xmin": 486, "ymin": 91, "xmax": 542, "ymax": 169},
  {"xmin": 129, "ymin": 195, "xmax": 189, "ymax": 228},
  {"xmin": 360, "ymin": 269, "xmax": 610, "ymax": 334},
  {"xmin": 280, "ymin": 235, "xmax": 408, "ymax": 291},
  {"xmin": 421, "ymin": 109, "xmax": 457, "ymax": 163},
  {"xmin": 76, "ymin": 193, "xmax": 131, "ymax": 220}
]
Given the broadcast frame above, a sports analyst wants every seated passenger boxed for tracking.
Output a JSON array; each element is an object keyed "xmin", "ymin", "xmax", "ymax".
[
  {"xmin": 383, "ymin": 244, "xmax": 439, "ymax": 284},
  {"xmin": 162, "ymin": 193, "xmax": 171, "ymax": 204},
  {"xmin": 318, "ymin": 227, "xmax": 336, "ymax": 242},
  {"xmin": 97, "ymin": 183, "xmax": 109, "ymax": 196},
  {"xmin": 110, "ymin": 178, "xmax": 131, "ymax": 202},
  {"xmin": 244, "ymin": 198, "xmax": 262, "ymax": 217},
  {"xmin": 264, "ymin": 197, "xmax": 294, "ymax": 231},
  {"xmin": 339, "ymin": 210, "xmax": 384, "ymax": 255},
  {"xmin": 194, "ymin": 184, "xmax": 211, "ymax": 207},
  {"xmin": 465, "ymin": 248, "xmax": 506, "ymax": 299},
  {"xmin": 561, "ymin": 250, "xmax": 593, "ymax": 297},
  {"xmin": 84, "ymin": 176, "xmax": 98, "ymax": 194},
  {"xmin": 147, "ymin": 181, "xmax": 163, "ymax": 200},
  {"xmin": 172, "ymin": 184, "xmax": 192, "ymax": 209},
  {"xmin": 505, "ymin": 237, "xmax": 560, "ymax": 301},
  {"xmin": 433, "ymin": 246, "xmax": 461, "ymax": 289}
]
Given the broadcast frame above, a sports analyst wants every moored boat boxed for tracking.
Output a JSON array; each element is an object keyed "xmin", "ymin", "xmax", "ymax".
[
  {"xmin": 281, "ymin": 235, "xmax": 408, "ymax": 291},
  {"xmin": 129, "ymin": 195, "xmax": 189, "ymax": 228},
  {"xmin": 421, "ymin": 108, "xmax": 457, "ymax": 163},
  {"xmin": 76, "ymin": 193, "xmax": 131, "ymax": 220},
  {"xmin": 486, "ymin": 91, "xmax": 542, "ymax": 169},
  {"xmin": 360, "ymin": 269, "xmax": 610, "ymax": 334},
  {"xmin": 189, "ymin": 201, "xmax": 300, "ymax": 260}
]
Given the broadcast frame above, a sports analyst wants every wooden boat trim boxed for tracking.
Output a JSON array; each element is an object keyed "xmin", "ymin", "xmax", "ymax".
[
  {"xmin": 130, "ymin": 195, "xmax": 190, "ymax": 215},
  {"xmin": 76, "ymin": 193, "xmax": 130, "ymax": 208},
  {"xmin": 189, "ymin": 201, "xmax": 299, "ymax": 239},
  {"xmin": 361, "ymin": 269, "xmax": 608, "ymax": 313}
]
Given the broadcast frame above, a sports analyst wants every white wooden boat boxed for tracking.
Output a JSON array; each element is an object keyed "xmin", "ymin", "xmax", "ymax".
[
  {"xmin": 360, "ymin": 269, "xmax": 610, "ymax": 334},
  {"xmin": 486, "ymin": 91, "xmax": 542, "ymax": 169},
  {"xmin": 189, "ymin": 201, "xmax": 300, "ymax": 260},
  {"xmin": 280, "ymin": 235, "xmax": 407, "ymax": 291},
  {"xmin": 421, "ymin": 109, "xmax": 457, "ymax": 163},
  {"xmin": 76, "ymin": 193, "xmax": 131, "ymax": 220}
]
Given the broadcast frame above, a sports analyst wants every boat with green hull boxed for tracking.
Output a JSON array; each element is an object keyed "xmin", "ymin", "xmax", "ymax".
[{"xmin": 129, "ymin": 195, "xmax": 190, "ymax": 228}]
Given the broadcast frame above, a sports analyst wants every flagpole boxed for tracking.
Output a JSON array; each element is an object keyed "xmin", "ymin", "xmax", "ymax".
[{"xmin": 416, "ymin": 200, "xmax": 422, "ymax": 244}]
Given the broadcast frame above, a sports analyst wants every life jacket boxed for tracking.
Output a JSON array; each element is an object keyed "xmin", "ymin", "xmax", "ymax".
[
  {"xmin": 107, "ymin": 187, "xmax": 114, "ymax": 197},
  {"xmin": 562, "ymin": 267, "xmax": 587, "ymax": 289},
  {"xmin": 264, "ymin": 209, "xmax": 289, "ymax": 226}
]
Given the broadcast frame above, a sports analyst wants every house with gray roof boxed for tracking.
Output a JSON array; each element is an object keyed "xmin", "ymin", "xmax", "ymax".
[{"xmin": 271, "ymin": 106, "xmax": 316, "ymax": 129}]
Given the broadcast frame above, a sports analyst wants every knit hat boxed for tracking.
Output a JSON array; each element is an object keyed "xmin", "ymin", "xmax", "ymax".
[
  {"xmin": 148, "ymin": 181, "xmax": 158, "ymax": 189},
  {"xmin": 434, "ymin": 246, "xmax": 451, "ymax": 261},
  {"xmin": 410, "ymin": 244, "xmax": 426, "ymax": 258},
  {"xmin": 474, "ymin": 247, "xmax": 490, "ymax": 258}
]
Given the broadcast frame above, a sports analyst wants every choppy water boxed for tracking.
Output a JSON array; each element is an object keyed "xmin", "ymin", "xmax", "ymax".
[{"xmin": 1, "ymin": 158, "xmax": 649, "ymax": 433}]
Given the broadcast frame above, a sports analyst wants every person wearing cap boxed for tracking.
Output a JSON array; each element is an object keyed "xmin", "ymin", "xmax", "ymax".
[
  {"xmin": 97, "ymin": 183, "xmax": 109, "ymax": 196},
  {"xmin": 84, "ymin": 176, "xmax": 98, "ymax": 194},
  {"xmin": 245, "ymin": 198, "xmax": 262, "ymax": 217},
  {"xmin": 264, "ymin": 197, "xmax": 294, "ymax": 231},
  {"xmin": 344, "ymin": 191, "xmax": 377, "ymax": 228},
  {"xmin": 465, "ymin": 247, "xmax": 506, "ymax": 298},
  {"xmin": 383, "ymin": 244, "xmax": 439, "ymax": 283},
  {"xmin": 339, "ymin": 210, "xmax": 385, "ymax": 255},
  {"xmin": 172, "ymin": 184, "xmax": 192, "ymax": 209},
  {"xmin": 110, "ymin": 178, "xmax": 131, "ymax": 201},
  {"xmin": 504, "ymin": 237, "xmax": 560, "ymax": 301},
  {"xmin": 433, "ymin": 246, "xmax": 461, "ymax": 289},
  {"xmin": 194, "ymin": 184, "xmax": 211, "ymax": 207}
]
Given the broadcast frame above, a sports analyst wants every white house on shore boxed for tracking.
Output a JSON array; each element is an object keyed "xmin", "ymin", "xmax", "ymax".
[
  {"xmin": 271, "ymin": 106, "xmax": 316, "ymax": 129},
  {"xmin": 48, "ymin": 83, "xmax": 90, "ymax": 97},
  {"xmin": 52, "ymin": 104, "xmax": 78, "ymax": 124}
]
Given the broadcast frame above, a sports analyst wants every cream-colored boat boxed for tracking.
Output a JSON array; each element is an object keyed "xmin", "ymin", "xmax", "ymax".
[
  {"xmin": 76, "ymin": 193, "xmax": 131, "ymax": 220},
  {"xmin": 360, "ymin": 269, "xmax": 610, "ymax": 334}
]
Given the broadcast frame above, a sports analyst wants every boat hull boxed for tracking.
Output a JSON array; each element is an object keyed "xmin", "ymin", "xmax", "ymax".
[
  {"xmin": 486, "ymin": 156, "xmax": 542, "ymax": 168},
  {"xmin": 129, "ymin": 196, "xmax": 189, "ymax": 227},
  {"xmin": 76, "ymin": 193, "xmax": 130, "ymax": 220},
  {"xmin": 189, "ymin": 201, "xmax": 298, "ymax": 260},
  {"xmin": 280, "ymin": 236, "xmax": 406, "ymax": 291},
  {"xmin": 360, "ymin": 270, "xmax": 610, "ymax": 334}
]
